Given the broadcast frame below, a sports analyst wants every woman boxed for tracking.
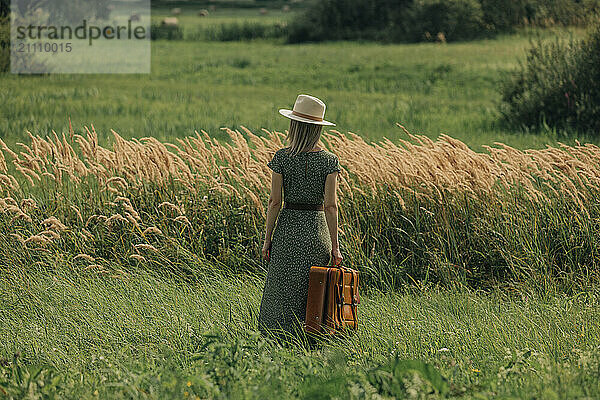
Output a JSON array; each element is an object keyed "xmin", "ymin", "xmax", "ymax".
[{"xmin": 258, "ymin": 94, "xmax": 343, "ymax": 343}]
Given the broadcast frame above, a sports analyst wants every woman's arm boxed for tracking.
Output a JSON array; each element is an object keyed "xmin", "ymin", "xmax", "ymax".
[
  {"xmin": 262, "ymin": 170, "xmax": 283, "ymax": 262},
  {"xmin": 324, "ymin": 171, "xmax": 343, "ymax": 265}
]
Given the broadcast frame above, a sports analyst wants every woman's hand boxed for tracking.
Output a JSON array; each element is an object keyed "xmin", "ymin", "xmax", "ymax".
[
  {"xmin": 262, "ymin": 240, "xmax": 272, "ymax": 262},
  {"xmin": 331, "ymin": 247, "xmax": 343, "ymax": 266}
]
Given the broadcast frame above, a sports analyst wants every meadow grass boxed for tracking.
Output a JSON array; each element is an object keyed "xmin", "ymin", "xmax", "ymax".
[
  {"xmin": 0, "ymin": 27, "xmax": 592, "ymax": 151},
  {"xmin": 1, "ymin": 261, "xmax": 599, "ymax": 398},
  {"xmin": 2, "ymin": 18, "xmax": 600, "ymax": 399},
  {"xmin": 151, "ymin": 7, "xmax": 292, "ymax": 28},
  {"xmin": 1, "ymin": 124, "xmax": 599, "ymax": 396},
  {"xmin": 1, "ymin": 125, "xmax": 599, "ymax": 296},
  {"xmin": 151, "ymin": 6, "xmax": 292, "ymax": 40}
]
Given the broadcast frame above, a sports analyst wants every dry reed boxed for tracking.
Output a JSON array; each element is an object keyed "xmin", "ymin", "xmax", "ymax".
[{"xmin": 0, "ymin": 124, "xmax": 598, "ymax": 228}]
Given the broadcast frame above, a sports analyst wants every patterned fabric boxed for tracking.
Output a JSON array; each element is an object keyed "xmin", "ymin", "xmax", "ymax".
[{"xmin": 258, "ymin": 147, "xmax": 341, "ymax": 341}]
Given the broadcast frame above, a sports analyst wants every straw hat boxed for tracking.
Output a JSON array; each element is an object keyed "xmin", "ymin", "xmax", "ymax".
[{"xmin": 279, "ymin": 94, "xmax": 336, "ymax": 126}]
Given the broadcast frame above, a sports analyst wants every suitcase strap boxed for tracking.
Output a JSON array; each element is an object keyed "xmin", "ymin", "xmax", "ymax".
[
  {"xmin": 335, "ymin": 271, "xmax": 344, "ymax": 329},
  {"xmin": 332, "ymin": 264, "xmax": 358, "ymax": 331},
  {"xmin": 318, "ymin": 261, "xmax": 359, "ymax": 333},
  {"xmin": 334, "ymin": 267, "xmax": 358, "ymax": 329},
  {"xmin": 349, "ymin": 270, "xmax": 357, "ymax": 328}
]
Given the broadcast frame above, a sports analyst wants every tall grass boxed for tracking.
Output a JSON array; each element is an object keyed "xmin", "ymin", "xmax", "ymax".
[
  {"xmin": 199, "ymin": 21, "xmax": 288, "ymax": 41},
  {"xmin": 1, "ymin": 260, "xmax": 600, "ymax": 398},
  {"xmin": 1, "ymin": 124, "xmax": 600, "ymax": 398},
  {"xmin": 0, "ymin": 124, "xmax": 599, "ymax": 292},
  {"xmin": 151, "ymin": 21, "xmax": 287, "ymax": 41}
]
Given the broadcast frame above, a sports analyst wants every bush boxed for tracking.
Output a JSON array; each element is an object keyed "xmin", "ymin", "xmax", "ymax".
[
  {"xmin": 287, "ymin": 0, "xmax": 600, "ymax": 43},
  {"xmin": 479, "ymin": 0, "xmax": 533, "ymax": 33},
  {"xmin": 287, "ymin": 0, "xmax": 414, "ymax": 43},
  {"xmin": 526, "ymin": 0, "xmax": 600, "ymax": 27},
  {"xmin": 150, "ymin": 23, "xmax": 184, "ymax": 40},
  {"xmin": 479, "ymin": 0, "xmax": 600, "ymax": 30},
  {"xmin": 410, "ymin": 0, "xmax": 491, "ymax": 42},
  {"xmin": 287, "ymin": 0, "xmax": 491, "ymax": 43},
  {"xmin": 499, "ymin": 22, "xmax": 600, "ymax": 135},
  {"xmin": 201, "ymin": 21, "xmax": 288, "ymax": 41},
  {"xmin": 0, "ymin": 0, "xmax": 7, "ymax": 18},
  {"xmin": 0, "ymin": 17, "xmax": 8, "ymax": 73},
  {"xmin": 150, "ymin": 21, "xmax": 287, "ymax": 42},
  {"xmin": 477, "ymin": 0, "xmax": 600, "ymax": 32}
]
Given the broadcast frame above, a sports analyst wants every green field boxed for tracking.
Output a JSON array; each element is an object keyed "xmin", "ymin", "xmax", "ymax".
[
  {"xmin": 2, "ymin": 263, "xmax": 600, "ymax": 398},
  {"xmin": 1, "ymin": 12, "xmax": 600, "ymax": 399},
  {"xmin": 151, "ymin": 6, "xmax": 292, "ymax": 27},
  {"xmin": 0, "ymin": 25, "xmax": 591, "ymax": 150}
]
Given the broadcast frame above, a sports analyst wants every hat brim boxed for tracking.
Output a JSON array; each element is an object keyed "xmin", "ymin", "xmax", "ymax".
[{"xmin": 279, "ymin": 109, "xmax": 336, "ymax": 126}]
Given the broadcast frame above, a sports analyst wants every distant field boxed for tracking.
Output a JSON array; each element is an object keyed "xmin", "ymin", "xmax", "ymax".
[
  {"xmin": 2, "ymin": 11, "xmax": 600, "ymax": 397},
  {"xmin": 0, "ymin": 22, "xmax": 591, "ymax": 151},
  {"xmin": 151, "ymin": 6, "xmax": 292, "ymax": 37},
  {"xmin": 152, "ymin": 6, "xmax": 292, "ymax": 21}
]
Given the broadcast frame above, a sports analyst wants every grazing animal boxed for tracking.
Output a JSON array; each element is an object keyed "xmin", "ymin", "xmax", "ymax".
[{"xmin": 161, "ymin": 17, "xmax": 179, "ymax": 26}]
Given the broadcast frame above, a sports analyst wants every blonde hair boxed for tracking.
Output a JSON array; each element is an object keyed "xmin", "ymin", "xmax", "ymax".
[{"xmin": 285, "ymin": 119, "xmax": 323, "ymax": 156}]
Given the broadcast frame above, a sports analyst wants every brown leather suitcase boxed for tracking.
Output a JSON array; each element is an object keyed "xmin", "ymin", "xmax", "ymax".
[{"xmin": 304, "ymin": 264, "xmax": 360, "ymax": 336}]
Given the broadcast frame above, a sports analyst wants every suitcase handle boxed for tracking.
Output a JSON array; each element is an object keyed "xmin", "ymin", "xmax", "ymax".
[
  {"xmin": 329, "ymin": 252, "xmax": 358, "ymax": 274},
  {"xmin": 330, "ymin": 250, "xmax": 344, "ymax": 270}
]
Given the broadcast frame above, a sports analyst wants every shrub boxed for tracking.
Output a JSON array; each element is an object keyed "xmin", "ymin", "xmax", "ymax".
[
  {"xmin": 151, "ymin": 21, "xmax": 287, "ymax": 42},
  {"xmin": 287, "ymin": 0, "xmax": 414, "ymax": 43},
  {"xmin": 477, "ymin": 0, "xmax": 600, "ymax": 32},
  {"xmin": 499, "ymin": 22, "xmax": 600, "ymax": 136},
  {"xmin": 0, "ymin": 17, "xmax": 8, "ymax": 73},
  {"xmin": 0, "ymin": 0, "xmax": 7, "ymax": 18},
  {"xmin": 479, "ymin": 0, "xmax": 600, "ymax": 30},
  {"xmin": 479, "ymin": 0, "xmax": 533, "ymax": 33},
  {"xmin": 287, "ymin": 0, "xmax": 491, "ymax": 43},
  {"xmin": 150, "ymin": 23, "xmax": 184, "ymax": 40},
  {"xmin": 526, "ymin": 0, "xmax": 600, "ymax": 27},
  {"xmin": 0, "ymin": 0, "xmax": 8, "ymax": 72},
  {"xmin": 201, "ymin": 21, "xmax": 288, "ymax": 41},
  {"xmin": 287, "ymin": 0, "xmax": 600, "ymax": 43},
  {"xmin": 410, "ymin": 0, "xmax": 491, "ymax": 42}
]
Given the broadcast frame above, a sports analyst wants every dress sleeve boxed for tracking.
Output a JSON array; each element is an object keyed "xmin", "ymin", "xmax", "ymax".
[
  {"xmin": 327, "ymin": 154, "xmax": 341, "ymax": 175},
  {"xmin": 267, "ymin": 149, "xmax": 284, "ymax": 174}
]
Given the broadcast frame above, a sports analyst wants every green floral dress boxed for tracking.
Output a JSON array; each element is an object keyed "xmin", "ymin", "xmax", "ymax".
[{"xmin": 258, "ymin": 147, "xmax": 341, "ymax": 341}]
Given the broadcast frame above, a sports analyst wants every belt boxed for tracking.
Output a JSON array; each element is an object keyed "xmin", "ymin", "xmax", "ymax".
[{"xmin": 283, "ymin": 202, "xmax": 324, "ymax": 211}]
